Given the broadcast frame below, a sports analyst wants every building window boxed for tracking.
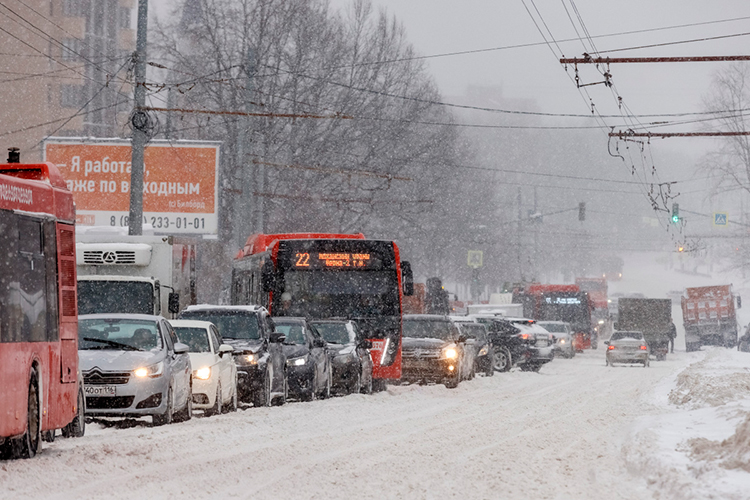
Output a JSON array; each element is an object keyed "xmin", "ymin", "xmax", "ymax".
[
  {"xmin": 119, "ymin": 7, "xmax": 132, "ymax": 29},
  {"xmin": 61, "ymin": 38, "xmax": 82, "ymax": 61},
  {"xmin": 60, "ymin": 85, "xmax": 84, "ymax": 108},
  {"xmin": 61, "ymin": 0, "xmax": 86, "ymax": 17}
]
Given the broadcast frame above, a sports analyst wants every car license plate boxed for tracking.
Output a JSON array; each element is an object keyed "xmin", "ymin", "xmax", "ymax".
[{"xmin": 84, "ymin": 385, "xmax": 117, "ymax": 397}]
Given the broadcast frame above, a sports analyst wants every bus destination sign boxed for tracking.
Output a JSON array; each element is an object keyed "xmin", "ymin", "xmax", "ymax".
[{"xmin": 295, "ymin": 252, "xmax": 372, "ymax": 268}]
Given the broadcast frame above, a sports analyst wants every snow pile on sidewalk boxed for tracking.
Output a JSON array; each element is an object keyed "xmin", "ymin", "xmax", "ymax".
[
  {"xmin": 668, "ymin": 350, "xmax": 750, "ymax": 409},
  {"xmin": 624, "ymin": 348, "xmax": 750, "ymax": 500}
]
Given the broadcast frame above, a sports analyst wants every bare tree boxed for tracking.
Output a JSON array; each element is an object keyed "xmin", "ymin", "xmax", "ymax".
[{"xmin": 700, "ymin": 62, "xmax": 750, "ymax": 195}]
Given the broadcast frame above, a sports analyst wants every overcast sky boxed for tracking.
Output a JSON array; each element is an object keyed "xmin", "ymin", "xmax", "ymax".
[{"xmin": 154, "ymin": 0, "xmax": 750, "ymax": 160}]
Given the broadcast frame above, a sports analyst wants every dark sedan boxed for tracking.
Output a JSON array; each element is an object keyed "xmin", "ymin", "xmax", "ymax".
[
  {"xmin": 274, "ymin": 317, "xmax": 332, "ymax": 401},
  {"xmin": 309, "ymin": 320, "xmax": 374, "ymax": 395},
  {"xmin": 401, "ymin": 315, "xmax": 468, "ymax": 388}
]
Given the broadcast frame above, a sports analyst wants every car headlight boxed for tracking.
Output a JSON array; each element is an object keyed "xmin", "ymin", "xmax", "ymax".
[
  {"xmin": 478, "ymin": 345, "xmax": 489, "ymax": 356},
  {"xmin": 134, "ymin": 361, "xmax": 164, "ymax": 378},
  {"xmin": 443, "ymin": 347, "xmax": 458, "ymax": 360},
  {"xmin": 287, "ymin": 356, "xmax": 307, "ymax": 367},
  {"xmin": 194, "ymin": 367, "xmax": 211, "ymax": 380},
  {"xmin": 235, "ymin": 353, "xmax": 258, "ymax": 365},
  {"xmin": 559, "ymin": 339, "xmax": 566, "ymax": 344}
]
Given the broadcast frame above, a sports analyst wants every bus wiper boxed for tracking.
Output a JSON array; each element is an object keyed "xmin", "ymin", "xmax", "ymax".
[{"xmin": 83, "ymin": 337, "xmax": 141, "ymax": 351}]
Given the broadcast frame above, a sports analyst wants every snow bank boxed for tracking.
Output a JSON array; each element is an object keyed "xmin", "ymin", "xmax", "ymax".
[
  {"xmin": 668, "ymin": 349, "xmax": 750, "ymax": 408},
  {"xmin": 624, "ymin": 348, "xmax": 750, "ymax": 500}
]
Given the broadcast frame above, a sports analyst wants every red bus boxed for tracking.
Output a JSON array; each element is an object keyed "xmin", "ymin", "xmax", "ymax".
[
  {"xmin": 231, "ymin": 233, "xmax": 413, "ymax": 389},
  {"xmin": 516, "ymin": 284, "xmax": 596, "ymax": 351},
  {"xmin": 0, "ymin": 158, "xmax": 84, "ymax": 459}
]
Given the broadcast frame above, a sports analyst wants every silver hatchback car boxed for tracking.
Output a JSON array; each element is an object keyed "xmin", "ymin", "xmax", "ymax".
[
  {"xmin": 78, "ymin": 314, "xmax": 193, "ymax": 425},
  {"xmin": 605, "ymin": 330, "xmax": 650, "ymax": 367}
]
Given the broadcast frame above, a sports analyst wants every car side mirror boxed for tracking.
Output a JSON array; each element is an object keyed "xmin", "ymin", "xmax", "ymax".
[
  {"xmin": 457, "ymin": 334, "xmax": 468, "ymax": 343},
  {"xmin": 269, "ymin": 332, "xmax": 286, "ymax": 344},
  {"xmin": 604, "ymin": 340, "xmax": 610, "ymax": 345},
  {"xmin": 314, "ymin": 338, "xmax": 326, "ymax": 348},
  {"xmin": 218, "ymin": 344, "xmax": 234, "ymax": 356},
  {"xmin": 174, "ymin": 342, "xmax": 189, "ymax": 355},
  {"xmin": 168, "ymin": 292, "xmax": 180, "ymax": 314},
  {"xmin": 358, "ymin": 339, "xmax": 373, "ymax": 349}
]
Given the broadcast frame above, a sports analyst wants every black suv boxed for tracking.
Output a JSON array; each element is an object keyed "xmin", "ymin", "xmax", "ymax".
[
  {"xmin": 179, "ymin": 305, "xmax": 287, "ymax": 407},
  {"xmin": 471, "ymin": 315, "xmax": 554, "ymax": 372}
]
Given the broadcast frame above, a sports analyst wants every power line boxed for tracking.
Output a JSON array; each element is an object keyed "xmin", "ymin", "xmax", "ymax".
[{"xmin": 327, "ymin": 15, "xmax": 750, "ymax": 68}]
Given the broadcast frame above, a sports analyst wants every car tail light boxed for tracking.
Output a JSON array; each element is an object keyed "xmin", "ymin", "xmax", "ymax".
[
  {"xmin": 607, "ymin": 345, "xmax": 615, "ymax": 350},
  {"xmin": 640, "ymin": 345, "xmax": 648, "ymax": 350}
]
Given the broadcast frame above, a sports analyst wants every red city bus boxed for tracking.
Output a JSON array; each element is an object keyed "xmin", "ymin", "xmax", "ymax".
[
  {"xmin": 232, "ymin": 233, "xmax": 414, "ymax": 389},
  {"xmin": 0, "ymin": 158, "xmax": 83, "ymax": 459},
  {"xmin": 516, "ymin": 284, "xmax": 595, "ymax": 351}
]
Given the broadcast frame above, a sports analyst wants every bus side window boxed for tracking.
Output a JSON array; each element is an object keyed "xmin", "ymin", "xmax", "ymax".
[{"xmin": 0, "ymin": 211, "xmax": 16, "ymax": 343}]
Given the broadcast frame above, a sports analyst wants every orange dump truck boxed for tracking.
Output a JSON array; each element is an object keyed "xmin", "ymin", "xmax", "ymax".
[{"xmin": 681, "ymin": 285, "xmax": 740, "ymax": 351}]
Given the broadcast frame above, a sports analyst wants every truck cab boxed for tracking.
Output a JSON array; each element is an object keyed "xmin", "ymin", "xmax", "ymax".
[{"xmin": 75, "ymin": 228, "xmax": 196, "ymax": 317}]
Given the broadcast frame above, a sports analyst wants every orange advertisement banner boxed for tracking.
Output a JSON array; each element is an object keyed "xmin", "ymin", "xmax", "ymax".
[{"xmin": 44, "ymin": 139, "xmax": 220, "ymax": 234}]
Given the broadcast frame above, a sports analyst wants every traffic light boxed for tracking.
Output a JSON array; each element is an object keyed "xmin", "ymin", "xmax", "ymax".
[
  {"xmin": 671, "ymin": 203, "xmax": 679, "ymax": 224},
  {"xmin": 578, "ymin": 202, "xmax": 586, "ymax": 221}
]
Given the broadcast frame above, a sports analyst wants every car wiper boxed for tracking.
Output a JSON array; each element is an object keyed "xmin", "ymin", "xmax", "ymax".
[{"xmin": 83, "ymin": 337, "xmax": 142, "ymax": 351}]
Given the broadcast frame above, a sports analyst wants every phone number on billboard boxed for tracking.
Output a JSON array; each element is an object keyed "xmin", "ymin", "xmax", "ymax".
[{"xmin": 112, "ymin": 215, "xmax": 207, "ymax": 230}]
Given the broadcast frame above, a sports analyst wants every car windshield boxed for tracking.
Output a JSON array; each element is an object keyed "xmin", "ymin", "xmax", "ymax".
[
  {"xmin": 173, "ymin": 327, "xmax": 211, "ymax": 353},
  {"xmin": 611, "ymin": 331, "xmax": 643, "ymax": 341},
  {"xmin": 311, "ymin": 322, "xmax": 354, "ymax": 344},
  {"xmin": 275, "ymin": 322, "xmax": 307, "ymax": 345},
  {"xmin": 78, "ymin": 281, "xmax": 154, "ymax": 315},
  {"xmin": 79, "ymin": 318, "xmax": 162, "ymax": 351},
  {"xmin": 180, "ymin": 310, "xmax": 260, "ymax": 340},
  {"xmin": 403, "ymin": 320, "xmax": 455, "ymax": 341},
  {"xmin": 539, "ymin": 323, "xmax": 568, "ymax": 333}
]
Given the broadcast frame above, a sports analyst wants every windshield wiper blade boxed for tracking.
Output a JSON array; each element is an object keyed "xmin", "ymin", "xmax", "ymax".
[{"xmin": 83, "ymin": 337, "xmax": 141, "ymax": 351}]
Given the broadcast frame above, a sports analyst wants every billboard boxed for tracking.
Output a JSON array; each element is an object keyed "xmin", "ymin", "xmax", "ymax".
[{"xmin": 44, "ymin": 138, "xmax": 220, "ymax": 235}]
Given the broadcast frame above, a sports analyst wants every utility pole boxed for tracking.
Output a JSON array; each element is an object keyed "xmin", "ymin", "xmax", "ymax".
[
  {"xmin": 128, "ymin": 0, "xmax": 149, "ymax": 236},
  {"xmin": 235, "ymin": 48, "xmax": 255, "ymax": 247},
  {"xmin": 517, "ymin": 187, "xmax": 523, "ymax": 281}
]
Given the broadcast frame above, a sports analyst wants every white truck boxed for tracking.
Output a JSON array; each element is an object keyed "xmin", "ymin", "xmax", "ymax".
[{"xmin": 76, "ymin": 227, "xmax": 197, "ymax": 317}]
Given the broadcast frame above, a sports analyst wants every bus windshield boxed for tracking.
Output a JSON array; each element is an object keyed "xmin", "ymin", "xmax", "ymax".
[
  {"xmin": 78, "ymin": 281, "xmax": 154, "ymax": 315},
  {"xmin": 276, "ymin": 270, "xmax": 399, "ymax": 318}
]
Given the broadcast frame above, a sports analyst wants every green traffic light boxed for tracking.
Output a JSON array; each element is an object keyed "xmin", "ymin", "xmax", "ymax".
[{"xmin": 672, "ymin": 215, "xmax": 679, "ymax": 223}]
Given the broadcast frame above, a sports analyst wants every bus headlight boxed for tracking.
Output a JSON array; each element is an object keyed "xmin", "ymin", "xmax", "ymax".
[{"xmin": 134, "ymin": 361, "xmax": 163, "ymax": 378}]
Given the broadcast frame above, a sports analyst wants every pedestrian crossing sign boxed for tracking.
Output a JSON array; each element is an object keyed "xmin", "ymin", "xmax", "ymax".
[
  {"xmin": 467, "ymin": 250, "xmax": 483, "ymax": 268},
  {"xmin": 713, "ymin": 212, "xmax": 728, "ymax": 227}
]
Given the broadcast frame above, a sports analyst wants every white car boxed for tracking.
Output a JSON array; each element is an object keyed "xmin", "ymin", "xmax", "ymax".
[{"xmin": 169, "ymin": 320, "xmax": 238, "ymax": 415}]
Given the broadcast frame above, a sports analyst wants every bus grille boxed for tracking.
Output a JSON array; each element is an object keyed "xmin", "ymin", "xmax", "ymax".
[
  {"xmin": 84, "ymin": 370, "xmax": 131, "ymax": 385},
  {"xmin": 83, "ymin": 250, "xmax": 137, "ymax": 265}
]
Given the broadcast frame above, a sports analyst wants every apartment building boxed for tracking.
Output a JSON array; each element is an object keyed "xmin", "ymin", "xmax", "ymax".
[{"xmin": 0, "ymin": 0, "xmax": 135, "ymax": 160}]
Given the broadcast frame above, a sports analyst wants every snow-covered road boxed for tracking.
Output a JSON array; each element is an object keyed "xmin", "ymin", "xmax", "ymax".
[{"xmin": 5, "ymin": 345, "xmax": 748, "ymax": 499}]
